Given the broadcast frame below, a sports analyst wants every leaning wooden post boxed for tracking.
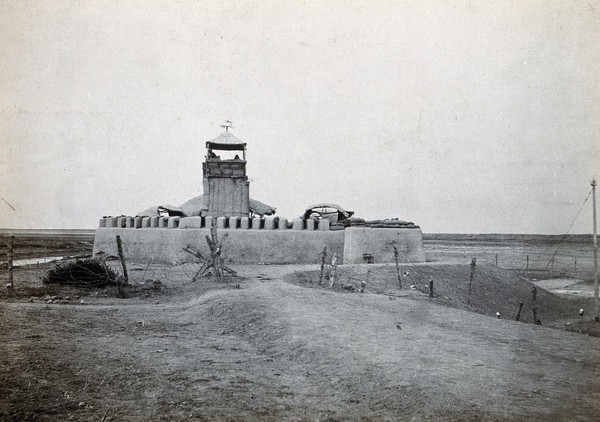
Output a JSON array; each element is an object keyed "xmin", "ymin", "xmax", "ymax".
[
  {"xmin": 429, "ymin": 279, "xmax": 434, "ymax": 298},
  {"xmin": 115, "ymin": 235, "xmax": 128, "ymax": 285},
  {"xmin": 531, "ymin": 287, "xmax": 538, "ymax": 324},
  {"xmin": 318, "ymin": 246, "xmax": 327, "ymax": 286},
  {"xmin": 329, "ymin": 253, "xmax": 338, "ymax": 288},
  {"xmin": 467, "ymin": 258, "xmax": 476, "ymax": 305},
  {"xmin": 7, "ymin": 235, "xmax": 14, "ymax": 288},
  {"xmin": 393, "ymin": 246, "xmax": 402, "ymax": 289},
  {"xmin": 515, "ymin": 301, "xmax": 524, "ymax": 321}
]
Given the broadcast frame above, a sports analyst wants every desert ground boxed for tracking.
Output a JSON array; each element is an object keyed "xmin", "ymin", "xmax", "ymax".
[{"xmin": 1, "ymin": 231, "xmax": 600, "ymax": 421}]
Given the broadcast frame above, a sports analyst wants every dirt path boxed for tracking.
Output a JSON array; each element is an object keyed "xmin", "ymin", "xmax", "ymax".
[
  {"xmin": 2, "ymin": 265, "xmax": 600, "ymax": 420},
  {"xmin": 533, "ymin": 278, "xmax": 595, "ymax": 298}
]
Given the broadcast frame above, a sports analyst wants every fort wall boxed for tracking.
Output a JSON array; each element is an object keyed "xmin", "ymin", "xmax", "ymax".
[
  {"xmin": 343, "ymin": 227, "xmax": 427, "ymax": 264},
  {"xmin": 93, "ymin": 216, "xmax": 426, "ymax": 265},
  {"xmin": 93, "ymin": 227, "xmax": 345, "ymax": 265}
]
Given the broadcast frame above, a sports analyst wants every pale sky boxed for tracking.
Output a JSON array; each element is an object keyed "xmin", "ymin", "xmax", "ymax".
[{"xmin": 1, "ymin": 1, "xmax": 599, "ymax": 233}]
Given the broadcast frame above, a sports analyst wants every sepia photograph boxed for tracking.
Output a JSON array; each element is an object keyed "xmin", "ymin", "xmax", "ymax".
[{"xmin": 1, "ymin": 1, "xmax": 599, "ymax": 420}]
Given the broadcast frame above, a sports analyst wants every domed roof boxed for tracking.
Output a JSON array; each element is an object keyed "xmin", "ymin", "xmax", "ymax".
[{"xmin": 206, "ymin": 131, "xmax": 246, "ymax": 151}]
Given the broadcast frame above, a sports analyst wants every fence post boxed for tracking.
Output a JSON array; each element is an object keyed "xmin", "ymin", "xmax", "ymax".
[
  {"xmin": 495, "ymin": 254, "xmax": 498, "ymax": 267},
  {"xmin": 7, "ymin": 235, "xmax": 14, "ymax": 288},
  {"xmin": 115, "ymin": 235, "xmax": 129, "ymax": 285},
  {"xmin": 393, "ymin": 246, "xmax": 402, "ymax": 289},
  {"xmin": 360, "ymin": 269, "xmax": 370, "ymax": 293},
  {"xmin": 467, "ymin": 258, "xmax": 476, "ymax": 305},
  {"xmin": 532, "ymin": 287, "xmax": 538, "ymax": 324},
  {"xmin": 526, "ymin": 255, "xmax": 529, "ymax": 270},
  {"xmin": 329, "ymin": 253, "xmax": 338, "ymax": 289},
  {"xmin": 318, "ymin": 246, "xmax": 327, "ymax": 286},
  {"xmin": 515, "ymin": 301, "xmax": 524, "ymax": 321}
]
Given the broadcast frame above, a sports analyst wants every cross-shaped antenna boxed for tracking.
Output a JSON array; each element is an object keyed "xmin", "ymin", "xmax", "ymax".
[{"xmin": 220, "ymin": 120, "xmax": 233, "ymax": 132}]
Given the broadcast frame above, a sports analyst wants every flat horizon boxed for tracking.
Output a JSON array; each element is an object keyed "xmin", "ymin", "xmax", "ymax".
[{"xmin": 0, "ymin": 227, "xmax": 595, "ymax": 237}]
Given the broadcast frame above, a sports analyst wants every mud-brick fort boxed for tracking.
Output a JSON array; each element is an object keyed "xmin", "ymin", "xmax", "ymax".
[{"xmin": 93, "ymin": 128, "xmax": 426, "ymax": 265}]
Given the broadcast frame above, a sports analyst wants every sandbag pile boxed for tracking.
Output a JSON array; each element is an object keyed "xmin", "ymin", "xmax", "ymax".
[
  {"xmin": 330, "ymin": 218, "xmax": 419, "ymax": 229},
  {"xmin": 364, "ymin": 219, "xmax": 420, "ymax": 229}
]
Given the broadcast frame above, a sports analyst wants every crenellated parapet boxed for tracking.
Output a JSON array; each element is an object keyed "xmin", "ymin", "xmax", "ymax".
[{"xmin": 98, "ymin": 216, "xmax": 333, "ymax": 231}]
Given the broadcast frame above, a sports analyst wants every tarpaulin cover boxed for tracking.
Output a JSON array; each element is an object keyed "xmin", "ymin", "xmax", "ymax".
[{"xmin": 178, "ymin": 194, "xmax": 276, "ymax": 217}]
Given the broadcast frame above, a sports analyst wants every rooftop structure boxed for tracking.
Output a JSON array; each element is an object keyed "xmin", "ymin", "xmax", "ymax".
[{"xmin": 202, "ymin": 129, "xmax": 250, "ymax": 218}]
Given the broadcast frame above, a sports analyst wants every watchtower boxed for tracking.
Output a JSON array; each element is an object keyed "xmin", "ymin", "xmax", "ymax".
[{"xmin": 202, "ymin": 129, "xmax": 250, "ymax": 217}]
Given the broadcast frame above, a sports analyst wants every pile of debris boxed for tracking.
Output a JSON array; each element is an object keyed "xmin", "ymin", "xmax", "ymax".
[{"xmin": 43, "ymin": 259, "xmax": 118, "ymax": 288}]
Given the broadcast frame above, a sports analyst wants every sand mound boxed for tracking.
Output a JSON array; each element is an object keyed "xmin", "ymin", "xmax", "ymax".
[{"xmin": 285, "ymin": 263, "xmax": 592, "ymax": 326}]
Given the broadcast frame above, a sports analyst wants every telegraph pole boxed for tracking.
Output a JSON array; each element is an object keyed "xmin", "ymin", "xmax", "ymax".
[{"xmin": 592, "ymin": 179, "xmax": 598, "ymax": 322}]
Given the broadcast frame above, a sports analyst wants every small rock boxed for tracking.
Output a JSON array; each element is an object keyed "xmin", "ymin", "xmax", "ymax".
[{"xmin": 78, "ymin": 402, "xmax": 85, "ymax": 407}]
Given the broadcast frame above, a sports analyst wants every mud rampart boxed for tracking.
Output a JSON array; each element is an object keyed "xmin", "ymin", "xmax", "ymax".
[{"xmin": 93, "ymin": 216, "xmax": 426, "ymax": 265}]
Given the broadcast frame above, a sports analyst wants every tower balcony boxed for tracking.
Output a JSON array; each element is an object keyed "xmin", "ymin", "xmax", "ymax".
[{"xmin": 203, "ymin": 159, "xmax": 247, "ymax": 178}]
